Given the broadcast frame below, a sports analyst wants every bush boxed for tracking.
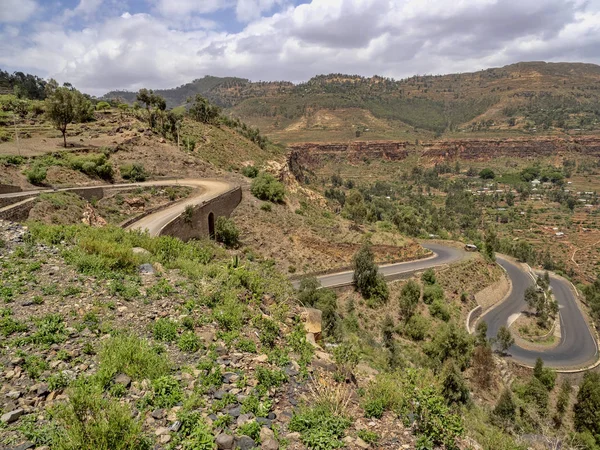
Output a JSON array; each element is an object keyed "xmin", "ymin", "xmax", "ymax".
[
  {"xmin": 255, "ymin": 316, "xmax": 280, "ymax": 348},
  {"xmin": 96, "ymin": 101, "xmax": 111, "ymax": 110},
  {"xmin": 289, "ymin": 404, "xmax": 351, "ymax": 450},
  {"xmin": 423, "ymin": 284, "xmax": 444, "ymax": 305},
  {"xmin": 153, "ymin": 318, "xmax": 178, "ymax": 342},
  {"xmin": 120, "ymin": 163, "xmax": 147, "ymax": 182},
  {"xmin": 424, "ymin": 322, "xmax": 473, "ymax": 371},
  {"xmin": 238, "ymin": 420, "xmax": 261, "ymax": 441},
  {"xmin": 533, "ymin": 357, "xmax": 556, "ymax": 391},
  {"xmin": 250, "ymin": 172, "xmax": 285, "ymax": 202},
  {"xmin": 352, "ymin": 242, "xmax": 388, "ymax": 304},
  {"xmin": 260, "ymin": 202, "xmax": 272, "ymax": 212},
  {"xmin": 178, "ymin": 331, "xmax": 202, "ymax": 353},
  {"xmin": 398, "ymin": 280, "xmax": 420, "ymax": 320},
  {"xmin": 150, "ymin": 376, "xmax": 183, "ymax": 408},
  {"xmin": 422, "ymin": 268, "xmax": 436, "ymax": 285},
  {"xmin": 493, "ymin": 389, "xmax": 516, "ymax": 423},
  {"xmin": 440, "ymin": 360, "xmax": 470, "ymax": 405},
  {"xmin": 25, "ymin": 165, "xmax": 47, "ymax": 185},
  {"xmin": 574, "ymin": 372, "xmax": 600, "ymax": 443},
  {"xmin": 479, "ymin": 168, "xmax": 496, "ymax": 179},
  {"xmin": 403, "ymin": 314, "xmax": 429, "ymax": 341},
  {"xmin": 242, "ymin": 165, "xmax": 259, "ymax": 178},
  {"xmin": 429, "ymin": 298, "xmax": 450, "ymax": 321},
  {"xmin": 51, "ymin": 379, "xmax": 150, "ymax": 450},
  {"xmin": 215, "ymin": 216, "xmax": 240, "ymax": 247},
  {"xmin": 97, "ymin": 334, "xmax": 170, "ymax": 386}
]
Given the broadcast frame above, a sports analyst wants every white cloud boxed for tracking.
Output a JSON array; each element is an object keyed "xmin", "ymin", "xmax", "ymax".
[
  {"xmin": 235, "ymin": 0, "xmax": 285, "ymax": 22},
  {"xmin": 2, "ymin": 0, "xmax": 600, "ymax": 96},
  {"xmin": 152, "ymin": 0, "xmax": 231, "ymax": 17},
  {"xmin": 0, "ymin": 0, "xmax": 37, "ymax": 23}
]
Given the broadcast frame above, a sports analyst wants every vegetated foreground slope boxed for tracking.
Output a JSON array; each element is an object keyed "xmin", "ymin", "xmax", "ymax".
[{"xmin": 104, "ymin": 61, "xmax": 600, "ymax": 141}]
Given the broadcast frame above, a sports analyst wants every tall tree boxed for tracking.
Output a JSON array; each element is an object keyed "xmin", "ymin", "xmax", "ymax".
[
  {"xmin": 45, "ymin": 87, "xmax": 76, "ymax": 148},
  {"xmin": 495, "ymin": 326, "xmax": 514, "ymax": 354}
]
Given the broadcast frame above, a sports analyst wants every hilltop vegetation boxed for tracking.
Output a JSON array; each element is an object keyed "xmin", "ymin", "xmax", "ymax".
[{"xmin": 103, "ymin": 62, "xmax": 600, "ymax": 140}]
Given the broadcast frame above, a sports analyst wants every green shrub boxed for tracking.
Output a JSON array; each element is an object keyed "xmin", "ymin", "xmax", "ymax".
[
  {"xmin": 573, "ymin": 372, "xmax": 600, "ymax": 442},
  {"xmin": 423, "ymin": 284, "xmax": 444, "ymax": 305},
  {"xmin": 30, "ymin": 314, "xmax": 66, "ymax": 346},
  {"xmin": 47, "ymin": 372, "xmax": 71, "ymax": 391},
  {"xmin": 413, "ymin": 386, "xmax": 463, "ymax": 450},
  {"xmin": 153, "ymin": 318, "xmax": 178, "ymax": 342},
  {"xmin": 25, "ymin": 165, "xmax": 47, "ymax": 185},
  {"xmin": 421, "ymin": 269, "xmax": 436, "ymax": 286},
  {"xmin": 533, "ymin": 358, "xmax": 556, "ymax": 391},
  {"xmin": 255, "ymin": 316, "xmax": 280, "ymax": 348},
  {"xmin": 238, "ymin": 420, "xmax": 261, "ymax": 441},
  {"xmin": 150, "ymin": 376, "xmax": 183, "ymax": 408},
  {"xmin": 357, "ymin": 430, "xmax": 379, "ymax": 445},
  {"xmin": 242, "ymin": 165, "xmax": 259, "ymax": 178},
  {"xmin": 429, "ymin": 299, "xmax": 450, "ymax": 322},
  {"xmin": 0, "ymin": 314, "xmax": 28, "ymax": 337},
  {"xmin": 213, "ymin": 296, "xmax": 248, "ymax": 331},
  {"xmin": 256, "ymin": 366, "xmax": 287, "ymax": 390},
  {"xmin": 289, "ymin": 404, "xmax": 351, "ymax": 450},
  {"xmin": 173, "ymin": 411, "xmax": 215, "ymax": 450},
  {"xmin": 51, "ymin": 379, "xmax": 150, "ymax": 450},
  {"xmin": 178, "ymin": 331, "xmax": 202, "ymax": 353},
  {"xmin": 424, "ymin": 322, "xmax": 473, "ymax": 371},
  {"xmin": 493, "ymin": 389, "xmax": 516, "ymax": 423},
  {"xmin": 97, "ymin": 334, "xmax": 170, "ymax": 386},
  {"xmin": 236, "ymin": 337, "xmax": 257, "ymax": 353},
  {"xmin": 398, "ymin": 280, "xmax": 421, "ymax": 320},
  {"xmin": 23, "ymin": 354, "xmax": 49, "ymax": 379},
  {"xmin": 260, "ymin": 202, "xmax": 272, "ymax": 212},
  {"xmin": 120, "ymin": 163, "xmax": 147, "ymax": 182},
  {"xmin": 96, "ymin": 101, "xmax": 111, "ymax": 110},
  {"xmin": 215, "ymin": 216, "xmax": 240, "ymax": 247},
  {"xmin": 241, "ymin": 393, "xmax": 272, "ymax": 417},
  {"xmin": 403, "ymin": 314, "xmax": 429, "ymax": 341},
  {"xmin": 352, "ymin": 242, "xmax": 388, "ymax": 304},
  {"xmin": 250, "ymin": 173, "xmax": 285, "ymax": 202}
]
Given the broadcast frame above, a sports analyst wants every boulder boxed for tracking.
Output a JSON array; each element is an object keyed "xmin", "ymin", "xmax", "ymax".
[{"xmin": 216, "ymin": 433, "xmax": 234, "ymax": 450}]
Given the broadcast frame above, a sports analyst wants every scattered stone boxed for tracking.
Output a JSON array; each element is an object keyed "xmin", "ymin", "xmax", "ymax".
[
  {"xmin": 154, "ymin": 427, "xmax": 170, "ymax": 436},
  {"xmin": 169, "ymin": 421, "xmax": 182, "ymax": 432},
  {"xmin": 159, "ymin": 434, "xmax": 171, "ymax": 444},
  {"xmin": 6, "ymin": 390, "xmax": 21, "ymax": 400},
  {"xmin": 355, "ymin": 437, "xmax": 370, "ymax": 449},
  {"xmin": 285, "ymin": 432, "xmax": 301, "ymax": 441},
  {"xmin": 151, "ymin": 409, "xmax": 165, "ymax": 420},
  {"xmin": 9, "ymin": 442, "xmax": 34, "ymax": 450},
  {"xmin": 255, "ymin": 354, "xmax": 268, "ymax": 363},
  {"xmin": 267, "ymin": 412, "xmax": 276, "ymax": 420},
  {"xmin": 213, "ymin": 390, "xmax": 227, "ymax": 400},
  {"xmin": 300, "ymin": 308, "xmax": 322, "ymax": 341},
  {"xmin": 259, "ymin": 427, "xmax": 275, "ymax": 442},
  {"xmin": 1, "ymin": 408, "xmax": 24, "ymax": 424},
  {"xmin": 256, "ymin": 417, "xmax": 272, "ymax": 428},
  {"xmin": 216, "ymin": 433, "xmax": 235, "ymax": 450},
  {"xmin": 237, "ymin": 413, "xmax": 254, "ymax": 426},
  {"xmin": 37, "ymin": 383, "xmax": 49, "ymax": 397},
  {"xmin": 236, "ymin": 436, "xmax": 256, "ymax": 450},
  {"xmin": 261, "ymin": 438, "xmax": 279, "ymax": 450},
  {"xmin": 139, "ymin": 263, "xmax": 155, "ymax": 274},
  {"xmin": 132, "ymin": 247, "xmax": 150, "ymax": 256},
  {"xmin": 227, "ymin": 406, "xmax": 241, "ymax": 418}
]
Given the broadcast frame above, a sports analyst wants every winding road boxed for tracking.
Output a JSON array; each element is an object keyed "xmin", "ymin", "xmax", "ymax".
[
  {"xmin": 481, "ymin": 256, "xmax": 598, "ymax": 369},
  {"xmin": 307, "ymin": 244, "xmax": 598, "ymax": 370}
]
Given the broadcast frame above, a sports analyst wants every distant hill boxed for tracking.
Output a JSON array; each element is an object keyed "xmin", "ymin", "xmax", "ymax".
[{"xmin": 103, "ymin": 62, "xmax": 600, "ymax": 140}]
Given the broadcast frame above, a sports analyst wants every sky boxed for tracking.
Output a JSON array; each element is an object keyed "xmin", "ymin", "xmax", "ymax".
[{"xmin": 1, "ymin": 0, "xmax": 600, "ymax": 96}]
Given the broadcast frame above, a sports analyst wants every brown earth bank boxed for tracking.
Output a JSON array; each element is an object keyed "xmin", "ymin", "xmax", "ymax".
[{"xmin": 288, "ymin": 136, "xmax": 600, "ymax": 168}]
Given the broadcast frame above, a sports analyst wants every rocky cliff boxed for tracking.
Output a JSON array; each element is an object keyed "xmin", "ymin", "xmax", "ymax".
[{"xmin": 288, "ymin": 136, "xmax": 600, "ymax": 169}]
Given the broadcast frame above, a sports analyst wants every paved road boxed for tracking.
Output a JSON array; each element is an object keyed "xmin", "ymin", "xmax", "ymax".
[
  {"xmin": 481, "ymin": 256, "xmax": 598, "ymax": 368},
  {"xmin": 0, "ymin": 179, "xmax": 236, "ymax": 237},
  {"xmin": 304, "ymin": 244, "xmax": 597, "ymax": 369},
  {"xmin": 123, "ymin": 179, "xmax": 234, "ymax": 236},
  {"xmin": 293, "ymin": 242, "xmax": 465, "ymax": 289}
]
